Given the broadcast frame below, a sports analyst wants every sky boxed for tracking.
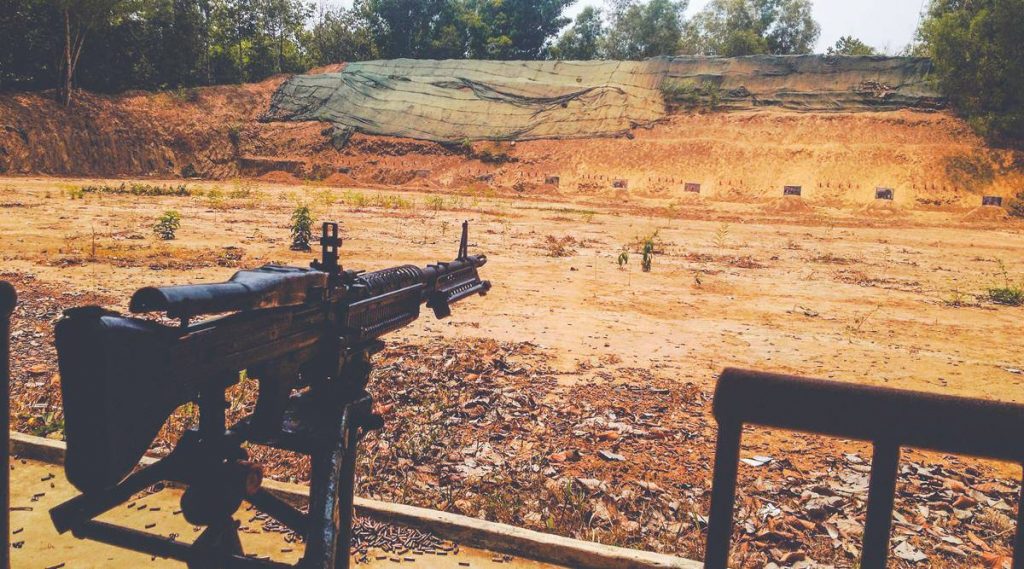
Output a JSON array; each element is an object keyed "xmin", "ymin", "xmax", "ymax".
[
  {"xmin": 319, "ymin": 0, "xmax": 928, "ymax": 55},
  {"xmin": 568, "ymin": 0, "xmax": 928, "ymax": 53}
]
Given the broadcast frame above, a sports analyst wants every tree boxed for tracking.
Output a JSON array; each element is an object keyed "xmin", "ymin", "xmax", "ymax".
[
  {"xmin": 307, "ymin": 4, "xmax": 377, "ymax": 65},
  {"xmin": 917, "ymin": 0, "xmax": 1024, "ymax": 144},
  {"xmin": 826, "ymin": 35, "xmax": 877, "ymax": 56},
  {"xmin": 551, "ymin": 5, "xmax": 605, "ymax": 59},
  {"xmin": 355, "ymin": 0, "xmax": 466, "ymax": 59},
  {"xmin": 462, "ymin": 0, "xmax": 575, "ymax": 59},
  {"xmin": 55, "ymin": 0, "xmax": 129, "ymax": 105},
  {"xmin": 681, "ymin": 0, "xmax": 819, "ymax": 57},
  {"xmin": 603, "ymin": 0, "xmax": 687, "ymax": 60}
]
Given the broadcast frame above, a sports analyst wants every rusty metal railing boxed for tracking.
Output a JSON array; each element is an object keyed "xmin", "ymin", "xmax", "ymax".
[
  {"xmin": 705, "ymin": 368, "xmax": 1024, "ymax": 569},
  {"xmin": 1, "ymin": 281, "xmax": 16, "ymax": 569}
]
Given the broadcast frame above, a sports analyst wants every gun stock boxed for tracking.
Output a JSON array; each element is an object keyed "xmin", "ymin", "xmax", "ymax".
[{"xmin": 55, "ymin": 308, "xmax": 186, "ymax": 493}]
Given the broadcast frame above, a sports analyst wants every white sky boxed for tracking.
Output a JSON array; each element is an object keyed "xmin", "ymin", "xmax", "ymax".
[{"xmin": 319, "ymin": 0, "xmax": 928, "ymax": 55}]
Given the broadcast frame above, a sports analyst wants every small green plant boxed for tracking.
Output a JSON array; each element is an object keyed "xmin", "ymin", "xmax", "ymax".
[
  {"xmin": 641, "ymin": 231, "xmax": 658, "ymax": 272},
  {"xmin": 426, "ymin": 195, "xmax": 445, "ymax": 213},
  {"xmin": 617, "ymin": 250, "xmax": 629, "ymax": 270},
  {"xmin": 988, "ymin": 260, "xmax": 1024, "ymax": 306},
  {"xmin": 153, "ymin": 210, "xmax": 181, "ymax": 240},
  {"xmin": 206, "ymin": 187, "xmax": 227, "ymax": 210},
  {"xmin": 66, "ymin": 186, "xmax": 85, "ymax": 199},
  {"xmin": 290, "ymin": 205, "xmax": 314, "ymax": 251}
]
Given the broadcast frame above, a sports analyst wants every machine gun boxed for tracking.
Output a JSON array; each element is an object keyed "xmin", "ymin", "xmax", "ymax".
[{"xmin": 50, "ymin": 222, "xmax": 490, "ymax": 569}]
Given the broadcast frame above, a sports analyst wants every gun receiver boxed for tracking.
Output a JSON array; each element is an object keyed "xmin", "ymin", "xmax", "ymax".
[{"xmin": 51, "ymin": 221, "xmax": 489, "ymax": 569}]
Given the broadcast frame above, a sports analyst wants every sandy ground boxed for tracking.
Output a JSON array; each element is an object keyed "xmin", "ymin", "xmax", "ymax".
[
  {"xmin": 2, "ymin": 175, "xmax": 1023, "ymax": 567},
  {"xmin": 8, "ymin": 457, "xmax": 556, "ymax": 569}
]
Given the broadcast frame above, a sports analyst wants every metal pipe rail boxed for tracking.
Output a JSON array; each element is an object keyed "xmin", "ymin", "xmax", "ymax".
[
  {"xmin": 705, "ymin": 367, "xmax": 1024, "ymax": 569},
  {"xmin": 1, "ymin": 281, "xmax": 17, "ymax": 569}
]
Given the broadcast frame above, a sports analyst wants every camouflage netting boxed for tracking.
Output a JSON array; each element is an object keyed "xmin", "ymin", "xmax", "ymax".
[
  {"xmin": 265, "ymin": 59, "xmax": 666, "ymax": 143},
  {"xmin": 654, "ymin": 55, "xmax": 944, "ymax": 112},
  {"xmin": 265, "ymin": 56, "xmax": 944, "ymax": 143}
]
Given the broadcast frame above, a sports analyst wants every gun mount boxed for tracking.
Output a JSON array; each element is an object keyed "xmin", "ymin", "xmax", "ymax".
[{"xmin": 49, "ymin": 222, "xmax": 489, "ymax": 569}]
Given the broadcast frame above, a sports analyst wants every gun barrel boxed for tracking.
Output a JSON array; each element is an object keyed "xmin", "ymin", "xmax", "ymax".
[{"xmin": 130, "ymin": 266, "xmax": 326, "ymax": 319}]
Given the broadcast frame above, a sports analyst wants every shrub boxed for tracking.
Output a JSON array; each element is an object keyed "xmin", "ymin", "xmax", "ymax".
[
  {"xmin": 544, "ymin": 235, "xmax": 577, "ymax": 257},
  {"xmin": 153, "ymin": 211, "xmax": 181, "ymax": 240},
  {"xmin": 1008, "ymin": 191, "xmax": 1024, "ymax": 218},
  {"xmin": 917, "ymin": 0, "xmax": 1024, "ymax": 144},
  {"xmin": 290, "ymin": 206, "xmax": 314, "ymax": 251}
]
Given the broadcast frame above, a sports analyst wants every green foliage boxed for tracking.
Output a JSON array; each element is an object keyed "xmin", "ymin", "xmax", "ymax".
[
  {"xmin": 661, "ymin": 79, "xmax": 722, "ymax": 110},
  {"xmin": 551, "ymin": 6, "xmax": 605, "ymax": 60},
  {"xmin": 603, "ymin": 0, "xmax": 687, "ymax": 60},
  {"xmin": 988, "ymin": 259, "xmax": 1024, "ymax": 306},
  {"xmin": 80, "ymin": 182, "xmax": 192, "ymax": 197},
  {"xmin": 617, "ymin": 250, "xmax": 629, "ymax": 269},
  {"xmin": 916, "ymin": 0, "xmax": 1024, "ymax": 145},
  {"xmin": 2, "ymin": 0, "xmax": 314, "ymax": 95},
  {"xmin": 681, "ymin": 0, "xmax": 820, "ymax": 56},
  {"xmin": 826, "ymin": 35, "xmax": 878, "ymax": 56},
  {"xmin": 3, "ymin": 0, "xmax": 590, "ymax": 93},
  {"xmin": 640, "ymin": 231, "xmax": 658, "ymax": 272},
  {"xmin": 1008, "ymin": 191, "xmax": 1024, "ymax": 219},
  {"xmin": 153, "ymin": 210, "xmax": 181, "ymax": 240},
  {"xmin": 462, "ymin": 0, "xmax": 574, "ymax": 59},
  {"xmin": 989, "ymin": 286, "xmax": 1024, "ymax": 306},
  {"xmin": 307, "ymin": 5, "xmax": 379, "ymax": 65},
  {"xmin": 290, "ymin": 205, "xmax": 314, "ymax": 251}
]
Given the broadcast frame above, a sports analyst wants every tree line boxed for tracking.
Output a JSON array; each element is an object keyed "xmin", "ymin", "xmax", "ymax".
[
  {"xmin": 0, "ymin": 0, "xmax": 847, "ymax": 98},
  {"xmin": 0, "ymin": 0, "xmax": 1019, "ymax": 142}
]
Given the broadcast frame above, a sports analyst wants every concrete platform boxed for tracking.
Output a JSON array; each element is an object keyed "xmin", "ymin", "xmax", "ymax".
[{"xmin": 8, "ymin": 458, "xmax": 561, "ymax": 569}]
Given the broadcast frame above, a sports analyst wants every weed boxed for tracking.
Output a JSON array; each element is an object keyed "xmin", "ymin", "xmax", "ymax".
[
  {"xmin": 153, "ymin": 210, "xmax": 181, "ymax": 240},
  {"xmin": 206, "ymin": 187, "xmax": 227, "ymax": 210},
  {"xmin": 25, "ymin": 411, "xmax": 64, "ymax": 438},
  {"xmin": 80, "ymin": 182, "xmax": 192, "ymax": 197},
  {"xmin": 988, "ymin": 259, "xmax": 1024, "ymax": 306},
  {"xmin": 544, "ymin": 235, "xmax": 578, "ymax": 257},
  {"xmin": 989, "ymin": 287, "xmax": 1024, "ymax": 306},
  {"xmin": 617, "ymin": 250, "xmax": 629, "ymax": 270},
  {"xmin": 228, "ymin": 179, "xmax": 255, "ymax": 199},
  {"xmin": 943, "ymin": 286, "xmax": 971, "ymax": 307},
  {"xmin": 712, "ymin": 223, "xmax": 730, "ymax": 249},
  {"xmin": 290, "ymin": 206, "xmax": 314, "ymax": 251},
  {"xmin": 426, "ymin": 195, "xmax": 446, "ymax": 213}
]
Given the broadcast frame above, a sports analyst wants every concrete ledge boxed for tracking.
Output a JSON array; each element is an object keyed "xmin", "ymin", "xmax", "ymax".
[{"xmin": 9, "ymin": 431, "xmax": 701, "ymax": 569}]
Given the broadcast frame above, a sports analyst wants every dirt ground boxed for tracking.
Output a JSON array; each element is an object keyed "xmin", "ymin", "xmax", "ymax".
[
  {"xmin": 2, "ymin": 175, "xmax": 1023, "ymax": 568},
  {"xmin": 8, "ymin": 457, "xmax": 555, "ymax": 569}
]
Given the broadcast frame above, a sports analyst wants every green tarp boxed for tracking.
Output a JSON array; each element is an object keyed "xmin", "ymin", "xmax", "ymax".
[{"xmin": 265, "ymin": 56, "xmax": 943, "ymax": 143}]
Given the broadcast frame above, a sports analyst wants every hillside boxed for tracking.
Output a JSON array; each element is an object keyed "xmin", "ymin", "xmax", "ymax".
[{"xmin": 0, "ymin": 57, "xmax": 1021, "ymax": 211}]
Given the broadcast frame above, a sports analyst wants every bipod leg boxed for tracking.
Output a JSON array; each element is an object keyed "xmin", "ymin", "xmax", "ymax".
[
  {"xmin": 187, "ymin": 518, "xmax": 244, "ymax": 569},
  {"xmin": 302, "ymin": 395, "xmax": 382, "ymax": 569}
]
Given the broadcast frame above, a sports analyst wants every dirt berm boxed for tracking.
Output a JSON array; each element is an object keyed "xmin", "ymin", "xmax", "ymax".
[{"xmin": 0, "ymin": 56, "xmax": 1021, "ymax": 209}]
